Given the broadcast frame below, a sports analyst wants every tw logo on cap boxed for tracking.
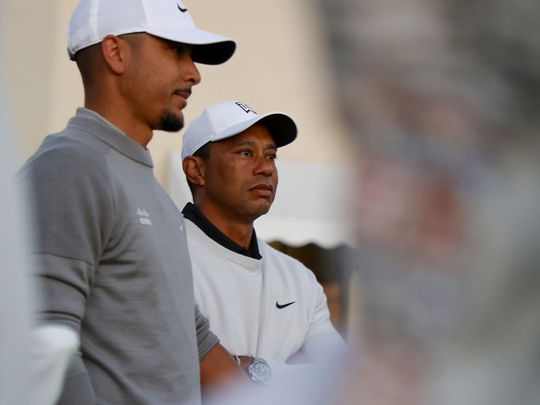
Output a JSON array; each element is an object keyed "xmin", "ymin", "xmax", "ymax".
[
  {"xmin": 235, "ymin": 102, "xmax": 257, "ymax": 114},
  {"xmin": 177, "ymin": 1, "xmax": 188, "ymax": 12}
]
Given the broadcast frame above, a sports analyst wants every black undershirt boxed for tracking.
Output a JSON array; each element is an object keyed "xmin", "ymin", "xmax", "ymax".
[{"xmin": 182, "ymin": 202, "xmax": 262, "ymax": 260}]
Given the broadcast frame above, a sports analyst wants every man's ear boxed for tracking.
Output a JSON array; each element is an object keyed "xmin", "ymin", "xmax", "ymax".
[
  {"xmin": 101, "ymin": 35, "xmax": 126, "ymax": 75},
  {"xmin": 183, "ymin": 156, "xmax": 206, "ymax": 187}
]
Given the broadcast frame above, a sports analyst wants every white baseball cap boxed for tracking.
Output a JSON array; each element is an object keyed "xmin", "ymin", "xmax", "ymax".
[
  {"xmin": 181, "ymin": 101, "xmax": 298, "ymax": 159},
  {"xmin": 67, "ymin": 0, "xmax": 236, "ymax": 64}
]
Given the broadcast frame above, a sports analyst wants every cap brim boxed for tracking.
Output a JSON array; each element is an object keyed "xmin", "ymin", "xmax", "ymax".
[
  {"xmin": 190, "ymin": 41, "xmax": 236, "ymax": 65},
  {"xmin": 148, "ymin": 27, "xmax": 236, "ymax": 64},
  {"xmin": 217, "ymin": 112, "xmax": 298, "ymax": 147}
]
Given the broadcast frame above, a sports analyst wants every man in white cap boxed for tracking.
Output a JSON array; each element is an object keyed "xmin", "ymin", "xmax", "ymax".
[
  {"xmin": 19, "ymin": 1, "xmax": 241, "ymax": 404},
  {"xmin": 181, "ymin": 101, "xmax": 346, "ymax": 384}
]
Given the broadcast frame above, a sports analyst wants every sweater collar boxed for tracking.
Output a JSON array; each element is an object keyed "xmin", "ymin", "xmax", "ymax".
[
  {"xmin": 68, "ymin": 108, "xmax": 154, "ymax": 167},
  {"xmin": 182, "ymin": 202, "xmax": 262, "ymax": 260}
]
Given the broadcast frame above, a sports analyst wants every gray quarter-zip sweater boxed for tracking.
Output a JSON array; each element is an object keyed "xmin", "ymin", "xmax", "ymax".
[{"xmin": 20, "ymin": 108, "xmax": 217, "ymax": 404}]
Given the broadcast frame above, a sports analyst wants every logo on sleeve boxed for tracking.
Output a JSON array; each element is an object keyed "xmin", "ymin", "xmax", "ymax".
[
  {"xmin": 177, "ymin": 2, "xmax": 188, "ymax": 12},
  {"xmin": 137, "ymin": 208, "xmax": 152, "ymax": 225},
  {"xmin": 275, "ymin": 301, "xmax": 295, "ymax": 309}
]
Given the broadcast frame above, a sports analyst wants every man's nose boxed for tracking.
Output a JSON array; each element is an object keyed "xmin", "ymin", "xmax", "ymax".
[
  {"xmin": 254, "ymin": 155, "xmax": 274, "ymax": 177},
  {"xmin": 181, "ymin": 54, "xmax": 201, "ymax": 86}
]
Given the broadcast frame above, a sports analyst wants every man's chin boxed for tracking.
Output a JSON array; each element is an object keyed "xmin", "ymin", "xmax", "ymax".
[
  {"xmin": 250, "ymin": 203, "xmax": 273, "ymax": 219},
  {"xmin": 158, "ymin": 111, "xmax": 184, "ymax": 132}
]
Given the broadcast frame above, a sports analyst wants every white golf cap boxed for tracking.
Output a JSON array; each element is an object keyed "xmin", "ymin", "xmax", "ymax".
[
  {"xmin": 67, "ymin": 0, "xmax": 236, "ymax": 64},
  {"xmin": 182, "ymin": 101, "xmax": 298, "ymax": 159}
]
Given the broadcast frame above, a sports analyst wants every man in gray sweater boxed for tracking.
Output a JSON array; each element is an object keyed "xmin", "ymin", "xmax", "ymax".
[{"xmin": 19, "ymin": 0, "xmax": 241, "ymax": 403}]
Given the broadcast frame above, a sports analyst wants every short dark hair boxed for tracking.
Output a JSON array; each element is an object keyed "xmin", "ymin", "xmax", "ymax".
[
  {"xmin": 75, "ymin": 43, "xmax": 101, "ymax": 87},
  {"xmin": 75, "ymin": 33, "xmax": 145, "ymax": 88},
  {"xmin": 186, "ymin": 142, "xmax": 211, "ymax": 197}
]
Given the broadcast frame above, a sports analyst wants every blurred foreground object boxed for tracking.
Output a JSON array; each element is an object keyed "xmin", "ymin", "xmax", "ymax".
[
  {"xmin": 0, "ymin": 55, "xmax": 78, "ymax": 405},
  {"xmin": 315, "ymin": 0, "xmax": 540, "ymax": 404},
  {"xmin": 0, "ymin": 63, "xmax": 35, "ymax": 405}
]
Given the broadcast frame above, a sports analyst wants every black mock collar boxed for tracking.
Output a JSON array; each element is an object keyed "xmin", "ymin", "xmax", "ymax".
[{"xmin": 182, "ymin": 202, "xmax": 262, "ymax": 260}]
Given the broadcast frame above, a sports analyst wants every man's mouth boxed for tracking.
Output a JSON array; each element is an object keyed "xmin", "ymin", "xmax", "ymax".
[
  {"xmin": 173, "ymin": 88, "xmax": 191, "ymax": 110},
  {"xmin": 173, "ymin": 88, "xmax": 192, "ymax": 99},
  {"xmin": 249, "ymin": 184, "xmax": 274, "ymax": 197}
]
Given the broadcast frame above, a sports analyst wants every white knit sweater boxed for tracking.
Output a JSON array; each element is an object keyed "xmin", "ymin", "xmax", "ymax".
[{"xmin": 185, "ymin": 219, "xmax": 345, "ymax": 365}]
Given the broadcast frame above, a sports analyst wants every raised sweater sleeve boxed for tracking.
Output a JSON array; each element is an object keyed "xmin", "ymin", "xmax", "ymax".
[{"xmin": 195, "ymin": 306, "xmax": 219, "ymax": 359}]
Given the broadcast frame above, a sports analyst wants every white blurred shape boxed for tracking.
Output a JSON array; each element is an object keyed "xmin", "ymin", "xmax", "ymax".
[
  {"xmin": 0, "ymin": 55, "xmax": 35, "ymax": 405},
  {"xmin": 0, "ymin": 33, "xmax": 78, "ymax": 405}
]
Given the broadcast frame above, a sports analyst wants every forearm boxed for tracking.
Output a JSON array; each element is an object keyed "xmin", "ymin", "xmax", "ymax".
[{"xmin": 200, "ymin": 343, "xmax": 246, "ymax": 394}]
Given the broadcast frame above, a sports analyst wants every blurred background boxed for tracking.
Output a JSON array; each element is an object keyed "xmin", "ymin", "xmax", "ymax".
[{"xmin": 3, "ymin": 0, "xmax": 540, "ymax": 404}]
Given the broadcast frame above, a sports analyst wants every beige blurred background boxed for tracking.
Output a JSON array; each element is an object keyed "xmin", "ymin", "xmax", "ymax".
[{"xmin": 1, "ymin": 0, "xmax": 355, "ymax": 185}]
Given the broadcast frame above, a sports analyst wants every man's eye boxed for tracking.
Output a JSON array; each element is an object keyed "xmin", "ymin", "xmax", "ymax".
[
  {"xmin": 267, "ymin": 154, "xmax": 277, "ymax": 160},
  {"xmin": 240, "ymin": 150, "xmax": 252, "ymax": 157}
]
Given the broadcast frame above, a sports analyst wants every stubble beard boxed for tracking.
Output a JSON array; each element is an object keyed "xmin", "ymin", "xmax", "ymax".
[{"xmin": 239, "ymin": 198, "xmax": 274, "ymax": 222}]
